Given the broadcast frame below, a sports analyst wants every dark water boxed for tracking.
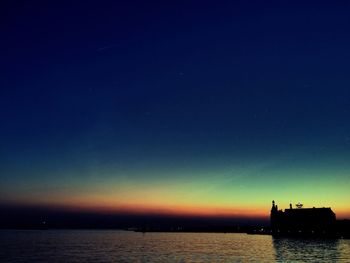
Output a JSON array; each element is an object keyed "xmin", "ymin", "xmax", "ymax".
[{"xmin": 0, "ymin": 230, "xmax": 350, "ymax": 262}]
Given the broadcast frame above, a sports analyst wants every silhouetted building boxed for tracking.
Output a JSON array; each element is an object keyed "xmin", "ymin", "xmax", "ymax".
[{"xmin": 271, "ymin": 200, "xmax": 336, "ymax": 237}]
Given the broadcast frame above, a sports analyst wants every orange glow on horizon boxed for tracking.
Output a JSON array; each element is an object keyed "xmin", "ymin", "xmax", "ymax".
[
  {"xmin": 56, "ymin": 202, "xmax": 268, "ymax": 219},
  {"xmin": 4, "ymin": 196, "xmax": 350, "ymax": 220},
  {"xmin": 5, "ymin": 198, "xmax": 268, "ymax": 218}
]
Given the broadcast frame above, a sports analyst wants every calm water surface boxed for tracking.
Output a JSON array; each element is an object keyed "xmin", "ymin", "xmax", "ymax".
[{"xmin": 0, "ymin": 230, "xmax": 350, "ymax": 262}]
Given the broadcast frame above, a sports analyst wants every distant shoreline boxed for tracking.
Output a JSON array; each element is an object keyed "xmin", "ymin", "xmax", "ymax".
[{"xmin": 2, "ymin": 226, "xmax": 349, "ymax": 239}]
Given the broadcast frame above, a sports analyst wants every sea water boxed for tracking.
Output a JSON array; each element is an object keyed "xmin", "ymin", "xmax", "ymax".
[{"xmin": 1, "ymin": 230, "xmax": 350, "ymax": 262}]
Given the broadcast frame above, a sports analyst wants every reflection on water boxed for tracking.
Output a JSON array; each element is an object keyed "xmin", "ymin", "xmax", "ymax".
[
  {"xmin": 0, "ymin": 230, "xmax": 349, "ymax": 262},
  {"xmin": 273, "ymin": 237, "xmax": 344, "ymax": 262},
  {"xmin": 273, "ymin": 236, "xmax": 350, "ymax": 262}
]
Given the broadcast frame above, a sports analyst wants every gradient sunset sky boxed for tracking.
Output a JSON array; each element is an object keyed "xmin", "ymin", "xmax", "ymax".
[{"xmin": 1, "ymin": 1, "xmax": 350, "ymax": 219}]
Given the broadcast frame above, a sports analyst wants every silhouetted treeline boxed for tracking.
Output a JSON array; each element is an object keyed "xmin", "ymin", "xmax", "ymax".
[{"xmin": 0, "ymin": 204, "xmax": 266, "ymax": 230}]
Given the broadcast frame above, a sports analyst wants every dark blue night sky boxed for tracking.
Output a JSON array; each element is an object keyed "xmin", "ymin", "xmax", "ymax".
[{"xmin": 1, "ymin": 1, "xmax": 350, "ymax": 218}]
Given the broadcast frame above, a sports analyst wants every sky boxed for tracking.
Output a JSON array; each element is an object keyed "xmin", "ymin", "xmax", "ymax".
[{"xmin": 1, "ymin": 1, "xmax": 350, "ymax": 220}]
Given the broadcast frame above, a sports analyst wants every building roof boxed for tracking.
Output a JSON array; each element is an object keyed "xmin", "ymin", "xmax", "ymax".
[{"xmin": 284, "ymin": 207, "xmax": 335, "ymax": 217}]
